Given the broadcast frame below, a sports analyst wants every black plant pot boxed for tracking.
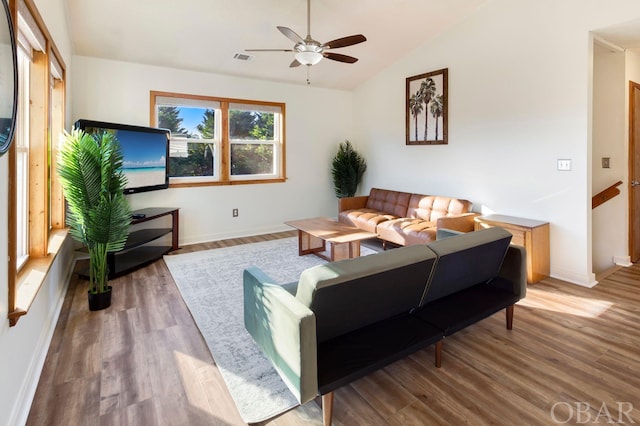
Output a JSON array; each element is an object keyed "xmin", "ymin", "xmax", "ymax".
[{"xmin": 88, "ymin": 286, "xmax": 112, "ymax": 311}]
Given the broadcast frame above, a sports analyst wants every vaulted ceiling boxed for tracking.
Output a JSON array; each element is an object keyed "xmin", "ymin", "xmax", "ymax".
[
  {"xmin": 64, "ymin": 0, "xmax": 489, "ymax": 90},
  {"xmin": 593, "ymin": 17, "xmax": 640, "ymax": 52}
]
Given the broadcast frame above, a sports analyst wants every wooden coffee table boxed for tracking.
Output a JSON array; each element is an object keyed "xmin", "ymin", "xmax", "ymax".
[{"xmin": 285, "ymin": 217, "xmax": 377, "ymax": 262}]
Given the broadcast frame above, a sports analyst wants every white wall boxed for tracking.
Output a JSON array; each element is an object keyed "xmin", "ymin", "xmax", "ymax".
[
  {"xmin": 627, "ymin": 50, "xmax": 640, "ymax": 84},
  {"xmin": 71, "ymin": 56, "xmax": 354, "ymax": 244},
  {"xmin": 0, "ymin": 237, "xmax": 75, "ymax": 426},
  {"xmin": 592, "ymin": 42, "xmax": 627, "ymax": 272},
  {"xmin": 32, "ymin": 0, "xmax": 72, "ymax": 61},
  {"xmin": 353, "ymin": 0, "xmax": 640, "ymax": 286},
  {"xmin": 0, "ymin": 2, "xmax": 74, "ymax": 425}
]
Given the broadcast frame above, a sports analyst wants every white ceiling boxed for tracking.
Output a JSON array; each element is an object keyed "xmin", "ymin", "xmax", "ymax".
[
  {"xmin": 593, "ymin": 17, "xmax": 640, "ymax": 53},
  {"xmin": 64, "ymin": 0, "xmax": 489, "ymax": 90}
]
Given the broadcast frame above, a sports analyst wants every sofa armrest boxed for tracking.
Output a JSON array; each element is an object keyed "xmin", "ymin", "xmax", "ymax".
[
  {"xmin": 436, "ymin": 229, "xmax": 527, "ymax": 299},
  {"xmin": 497, "ymin": 245, "xmax": 527, "ymax": 299},
  {"xmin": 436, "ymin": 212, "xmax": 479, "ymax": 232},
  {"xmin": 436, "ymin": 228, "xmax": 464, "ymax": 240},
  {"xmin": 338, "ymin": 196, "xmax": 369, "ymax": 213},
  {"xmin": 243, "ymin": 267, "xmax": 318, "ymax": 404}
]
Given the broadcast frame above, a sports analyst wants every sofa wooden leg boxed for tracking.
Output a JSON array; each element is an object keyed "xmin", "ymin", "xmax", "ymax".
[
  {"xmin": 435, "ymin": 340, "xmax": 443, "ymax": 368},
  {"xmin": 322, "ymin": 392, "xmax": 334, "ymax": 426},
  {"xmin": 506, "ymin": 305, "xmax": 514, "ymax": 330}
]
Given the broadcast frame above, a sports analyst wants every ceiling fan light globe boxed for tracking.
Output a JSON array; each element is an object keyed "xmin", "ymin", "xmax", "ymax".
[{"xmin": 295, "ymin": 51, "xmax": 323, "ymax": 65}]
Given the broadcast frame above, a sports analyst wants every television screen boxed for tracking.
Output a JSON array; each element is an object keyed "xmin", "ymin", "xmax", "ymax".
[{"xmin": 75, "ymin": 119, "xmax": 170, "ymax": 194}]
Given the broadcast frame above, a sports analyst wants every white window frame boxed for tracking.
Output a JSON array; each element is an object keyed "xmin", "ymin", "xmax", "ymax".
[
  {"xmin": 168, "ymin": 110, "xmax": 222, "ymax": 185},
  {"xmin": 228, "ymin": 103, "xmax": 282, "ymax": 181},
  {"xmin": 15, "ymin": 18, "xmax": 35, "ymax": 270}
]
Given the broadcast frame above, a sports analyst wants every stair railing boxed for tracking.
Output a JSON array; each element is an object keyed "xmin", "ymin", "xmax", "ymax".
[{"xmin": 592, "ymin": 181, "xmax": 623, "ymax": 209}]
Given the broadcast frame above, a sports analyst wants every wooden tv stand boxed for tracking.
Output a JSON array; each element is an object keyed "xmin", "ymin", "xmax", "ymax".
[{"xmin": 79, "ymin": 207, "xmax": 180, "ymax": 279}]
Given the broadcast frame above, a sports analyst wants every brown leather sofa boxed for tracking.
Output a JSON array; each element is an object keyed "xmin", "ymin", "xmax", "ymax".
[{"xmin": 338, "ymin": 188, "xmax": 477, "ymax": 246}]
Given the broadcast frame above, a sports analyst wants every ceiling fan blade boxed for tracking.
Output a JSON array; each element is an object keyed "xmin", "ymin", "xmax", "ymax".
[
  {"xmin": 245, "ymin": 49, "xmax": 294, "ymax": 52},
  {"xmin": 277, "ymin": 26, "xmax": 305, "ymax": 44},
  {"xmin": 324, "ymin": 52, "xmax": 358, "ymax": 64},
  {"xmin": 289, "ymin": 59, "xmax": 302, "ymax": 68},
  {"xmin": 323, "ymin": 34, "xmax": 367, "ymax": 49}
]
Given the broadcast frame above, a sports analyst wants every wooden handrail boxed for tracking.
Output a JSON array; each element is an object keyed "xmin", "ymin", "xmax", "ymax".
[{"xmin": 592, "ymin": 180, "xmax": 623, "ymax": 209}]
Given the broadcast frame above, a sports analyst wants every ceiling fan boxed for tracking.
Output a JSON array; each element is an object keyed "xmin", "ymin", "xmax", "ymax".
[{"xmin": 245, "ymin": 0, "xmax": 366, "ymax": 68}]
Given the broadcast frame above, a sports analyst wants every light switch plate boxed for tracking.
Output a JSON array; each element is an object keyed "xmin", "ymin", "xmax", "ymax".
[{"xmin": 557, "ymin": 159, "xmax": 571, "ymax": 171}]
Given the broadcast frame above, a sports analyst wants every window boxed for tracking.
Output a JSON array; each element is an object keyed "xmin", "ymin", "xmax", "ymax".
[
  {"xmin": 15, "ymin": 44, "xmax": 30, "ymax": 269},
  {"xmin": 8, "ymin": 0, "xmax": 66, "ymax": 326},
  {"xmin": 229, "ymin": 102, "xmax": 281, "ymax": 178},
  {"xmin": 151, "ymin": 92, "xmax": 286, "ymax": 186}
]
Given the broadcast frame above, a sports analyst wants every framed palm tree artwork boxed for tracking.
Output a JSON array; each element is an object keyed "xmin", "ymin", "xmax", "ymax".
[{"xmin": 406, "ymin": 68, "xmax": 448, "ymax": 145}]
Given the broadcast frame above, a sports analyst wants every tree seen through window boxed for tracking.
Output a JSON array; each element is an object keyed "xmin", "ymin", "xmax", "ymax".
[
  {"xmin": 158, "ymin": 106, "xmax": 214, "ymax": 177},
  {"xmin": 159, "ymin": 105, "xmax": 277, "ymax": 177}
]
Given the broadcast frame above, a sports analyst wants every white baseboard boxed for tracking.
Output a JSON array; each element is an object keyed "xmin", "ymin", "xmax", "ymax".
[
  {"xmin": 550, "ymin": 270, "xmax": 598, "ymax": 288},
  {"xmin": 613, "ymin": 255, "xmax": 633, "ymax": 267},
  {"xmin": 182, "ymin": 224, "xmax": 292, "ymax": 246}
]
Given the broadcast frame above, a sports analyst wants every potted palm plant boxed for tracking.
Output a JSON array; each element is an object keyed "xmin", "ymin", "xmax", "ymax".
[
  {"xmin": 58, "ymin": 128, "xmax": 131, "ymax": 311},
  {"xmin": 331, "ymin": 140, "xmax": 367, "ymax": 198}
]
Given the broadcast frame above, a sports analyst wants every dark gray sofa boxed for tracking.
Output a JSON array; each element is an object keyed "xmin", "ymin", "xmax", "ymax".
[{"xmin": 243, "ymin": 227, "xmax": 526, "ymax": 425}]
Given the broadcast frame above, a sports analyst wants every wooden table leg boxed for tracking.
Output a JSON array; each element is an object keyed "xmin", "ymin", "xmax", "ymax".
[
  {"xmin": 298, "ymin": 230, "xmax": 325, "ymax": 256},
  {"xmin": 350, "ymin": 241, "xmax": 360, "ymax": 258},
  {"xmin": 330, "ymin": 241, "xmax": 361, "ymax": 261}
]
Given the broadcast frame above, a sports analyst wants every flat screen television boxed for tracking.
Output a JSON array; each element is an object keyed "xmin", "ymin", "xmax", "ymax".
[{"xmin": 75, "ymin": 119, "xmax": 170, "ymax": 194}]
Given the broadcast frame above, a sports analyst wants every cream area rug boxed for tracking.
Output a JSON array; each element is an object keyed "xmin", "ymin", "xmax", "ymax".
[{"xmin": 163, "ymin": 237, "xmax": 376, "ymax": 423}]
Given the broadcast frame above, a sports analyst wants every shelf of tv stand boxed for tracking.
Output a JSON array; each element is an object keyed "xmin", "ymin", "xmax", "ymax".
[
  {"xmin": 108, "ymin": 245, "xmax": 173, "ymax": 278},
  {"xmin": 79, "ymin": 207, "xmax": 179, "ymax": 279}
]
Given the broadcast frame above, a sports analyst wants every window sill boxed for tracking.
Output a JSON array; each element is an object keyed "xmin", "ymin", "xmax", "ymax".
[
  {"xmin": 9, "ymin": 228, "xmax": 70, "ymax": 327},
  {"xmin": 169, "ymin": 177, "xmax": 286, "ymax": 188}
]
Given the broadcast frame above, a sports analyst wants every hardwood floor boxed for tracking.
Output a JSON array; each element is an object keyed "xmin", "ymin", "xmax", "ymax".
[{"xmin": 27, "ymin": 234, "xmax": 640, "ymax": 425}]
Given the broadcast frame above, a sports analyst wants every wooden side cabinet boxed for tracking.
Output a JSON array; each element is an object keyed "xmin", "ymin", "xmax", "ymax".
[{"xmin": 474, "ymin": 214, "xmax": 550, "ymax": 284}]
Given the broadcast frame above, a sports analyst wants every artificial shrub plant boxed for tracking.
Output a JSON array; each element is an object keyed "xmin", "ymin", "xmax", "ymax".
[
  {"xmin": 331, "ymin": 140, "xmax": 367, "ymax": 198},
  {"xmin": 58, "ymin": 129, "xmax": 131, "ymax": 295}
]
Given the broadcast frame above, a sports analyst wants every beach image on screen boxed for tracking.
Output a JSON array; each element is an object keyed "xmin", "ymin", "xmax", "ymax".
[{"xmin": 115, "ymin": 129, "xmax": 167, "ymax": 189}]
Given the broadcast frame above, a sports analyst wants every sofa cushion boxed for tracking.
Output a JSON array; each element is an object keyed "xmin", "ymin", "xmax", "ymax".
[
  {"xmin": 365, "ymin": 188, "xmax": 412, "ymax": 217},
  {"xmin": 407, "ymin": 194, "xmax": 472, "ymax": 222},
  {"xmin": 317, "ymin": 312, "xmax": 442, "ymax": 394},
  {"xmin": 414, "ymin": 278, "xmax": 519, "ymax": 336},
  {"xmin": 375, "ymin": 196, "xmax": 473, "ymax": 246},
  {"xmin": 296, "ymin": 245, "xmax": 437, "ymax": 342},
  {"xmin": 377, "ymin": 218, "xmax": 438, "ymax": 246},
  {"xmin": 419, "ymin": 227, "xmax": 512, "ymax": 306},
  {"xmin": 338, "ymin": 209, "xmax": 397, "ymax": 233}
]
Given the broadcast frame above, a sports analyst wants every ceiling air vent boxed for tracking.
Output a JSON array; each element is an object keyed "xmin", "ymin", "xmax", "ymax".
[{"xmin": 233, "ymin": 53, "xmax": 254, "ymax": 62}]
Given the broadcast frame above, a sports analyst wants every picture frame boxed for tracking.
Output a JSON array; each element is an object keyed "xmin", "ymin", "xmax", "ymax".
[{"xmin": 406, "ymin": 68, "xmax": 448, "ymax": 145}]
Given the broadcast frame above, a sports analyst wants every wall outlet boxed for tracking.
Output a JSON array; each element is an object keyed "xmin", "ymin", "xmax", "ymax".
[
  {"xmin": 602, "ymin": 157, "xmax": 610, "ymax": 168},
  {"xmin": 232, "ymin": 208, "xmax": 238, "ymax": 217},
  {"xmin": 557, "ymin": 159, "xmax": 572, "ymax": 171}
]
